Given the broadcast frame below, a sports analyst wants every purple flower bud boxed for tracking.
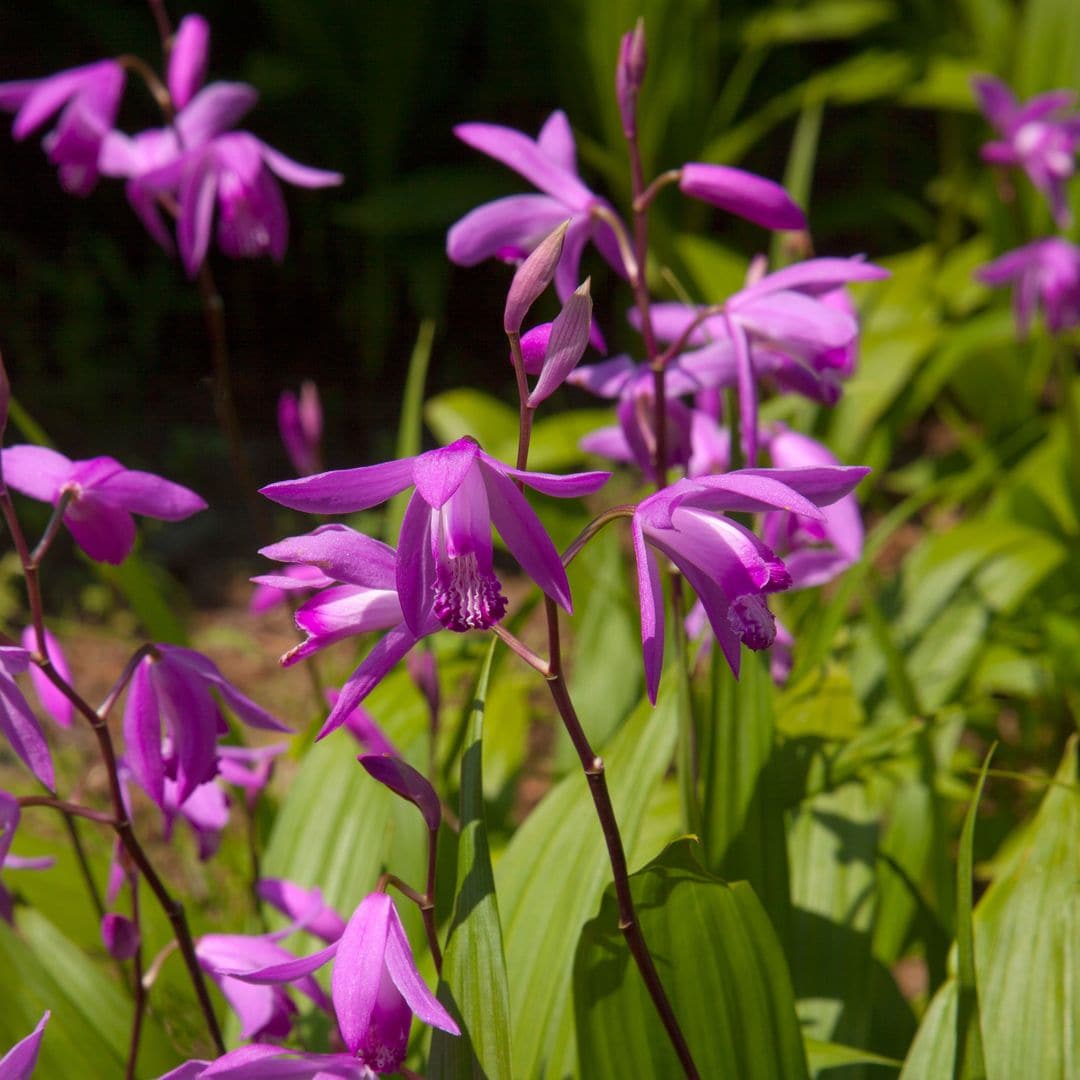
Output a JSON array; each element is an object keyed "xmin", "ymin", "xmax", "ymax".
[
  {"xmin": 503, "ymin": 220, "xmax": 570, "ymax": 334},
  {"xmin": 679, "ymin": 163, "xmax": 806, "ymax": 231},
  {"xmin": 528, "ymin": 278, "xmax": 593, "ymax": 406},
  {"xmin": 616, "ymin": 18, "xmax": 647, "ymax": 138},
  {"xmin": 278, "ymin": 381, "xmax": 324, "ymax": 476},
  {"xmin": 101, "ymin": 912, "xmax": 141, "ymax": 961},
  {"xmin": 359, "ymin": 754, "xmax": 441, "ymax": 831},
  {"xmin": 514, "ymin": 323, "xmax": 552, "ymax": 376},
  {"xmin": 168, "ymin": 15, "xmax": 211, "ymax": 110}
]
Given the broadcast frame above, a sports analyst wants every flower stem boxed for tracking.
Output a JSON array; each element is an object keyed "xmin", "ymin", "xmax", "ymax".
[
  {"xmin": 542, "ymin": 598, "xmax": 699, "ymax": 1078},
  {"xmin": 29, "ymin": 490, "xmax": 73, "ymax": 567},
  {"xmin": 561, "ymin": 504, "xmax": 636, "ymax": 568},
  {"xmin": 125, "ymin": 869, "xmax": 147, "ymax": 1080},
  {"xmin": 424, "ymin": 824, "xmax": 443, "ymax": 974},
  {"xmin": 18, "ymin": 795, "xmax": 118, "ymax": 827},
  {"xmin": 507, "ymin": 331, "xmax": 536, "ymax": 478}
]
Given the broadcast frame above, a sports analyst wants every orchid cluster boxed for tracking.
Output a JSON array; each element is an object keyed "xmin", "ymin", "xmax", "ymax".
[
  {"xmin": 0, "ymin": 13, "xmax": 341, "ymax": 277},
  {"xmin": 972, "ymin": 76, "xmax": 1080, "ymax": 339},
  {"xmin": 0, "ymin": 11, "xmax": 883, "ymax": 1080}
]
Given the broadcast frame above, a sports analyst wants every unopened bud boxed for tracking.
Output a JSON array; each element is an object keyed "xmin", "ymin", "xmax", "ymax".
[
  {"xmin": 528, "ymin": 278, "xmax": 593, "ymax": 407},
  {"xmin": 101, "ymin": 912, "xmax": 140, "ymax": 961},
  {"xmin": 359, "ymin": 754, "xmax": 441, "ymax": 831},
  {"xmin": 616, "ymin": 18, "xmax": 647, "ymax": 138},
  {"xmin": 679, "ymin": 163, "xmax": 806, "ymax": 232},
  {"xmin": 514, "ymin": 323, "xmax": 553, "ymax": 376},
  {"xmin": 168, "ymin": 15, "xmax": 210, "ymax": 110},
  {"xmin": 503, "ymin": 220, "xmax": 570, "ymax": 335}
]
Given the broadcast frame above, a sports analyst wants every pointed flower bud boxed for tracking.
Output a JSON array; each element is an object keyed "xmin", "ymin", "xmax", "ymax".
[
  {"xmin": 616, "ymin": 18, "xmax": 647, "ymax": 138},
  {"xmin": 359, "ymin": 754, "xmax": 441, "ymax": 831},
  {"xmin": 503, "ymin": 220, "xmax": 570, "ymax": 334},
  {"xmin": 101, "ymin": 912, "xmax": 141, "ymax": 961},
  {"xmin": 679, "ymin": 163, "xmax": 806, "ymax": 231},
  {"xmin": 528, "ymin": 278, "xmax": 593, "ymax": 407},
  {"xmin": 168, "ymin": 15, "xmax": 211, "ymax": 110}
]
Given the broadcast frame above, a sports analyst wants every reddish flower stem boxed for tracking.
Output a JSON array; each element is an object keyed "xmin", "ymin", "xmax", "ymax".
[{"xmin": 542, "ymin": 597, "xmax": 699, "ymax": 1078}]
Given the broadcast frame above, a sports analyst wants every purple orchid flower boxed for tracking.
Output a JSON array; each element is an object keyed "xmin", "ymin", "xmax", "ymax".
[
  {"xmin": 217, "ymin": 742, "xmax": 287, "ymax": 810},
  {"xmin": 161, "ymin": 1044, "xmax": 376, "ymax": 1079},
  {"xmin": 196, "ymin": 932, "xmax": 333, "ymax": 1042},
  {"xmin": 447, "ymin": 111, "xmax": 628, "ymax": 302},
  {"xmin": 20, "ymin": 627, "xmax": 73, "ymax": 729},
  {"xmin": 0, "ymin": 648, "xmax": 54, "ymax": 792},
  {"xmin": 121, "ymin": 645, "xmax": 290, "ymax": 813},
  {"xmin": 633, "ymin": 466, "xmax": 868, "ymax": 702},
  {"xmin": 224, "ymin": 891, "xmax": 459, "ymax": 1074},
  {"xmin": 142, "ymin": 130, "xmax": 343, "ymax": 277},
  {"xmin": 0, "ymin": 60, "xmax": 125, "ymax": 195},
  {"xmin": 641, "ymin": 257, "xmax": 887, "ymax": 463},
  {"xmin": 976, "ymin": 236, "xmax": 1080, "ymax": 337},
  {"xmin": 973, "ymin": 75, "xmax": 1080, "ymax": 228},
  {"xmin": 0, "ymin": 446, "xmax": 207, "ymax": 565},
  {"xmin": 169, "ymin": 14, "xmax": 211, "ymax": 111},
  {"xmin": 160, "ymin": 773, "xmax": 231, "ymax": 861},
  {"xmin": 1, "ymin": 791, "xmax": 54, "ymax": 924},
  {"xmin": 99, "ymin": 80, "xmax": 259, "ymax": 252},
  {"xmin": 0, "ymin": 1011, "xmax": 49, "ymax": 1080},
  {"xmin": 260, "ymin": 440, "xmax": 608, "ymax": 733},
  {"xmin": 278, "ymin": 381, "xmax": 324, "ymax": 476}
]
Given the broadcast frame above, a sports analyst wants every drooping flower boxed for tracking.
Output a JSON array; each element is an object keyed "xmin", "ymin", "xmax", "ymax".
[
  {"xmin": 1, "ymin": 791, "xmax": 54, "ymax": 924},
  {"xmin": 121, "ymin": 645, "xmax": 290, "ymax": 812},
  {"xmin": 0, "ymin": 1011, "xmax": 49, "ymax": 1080},
  {"xmin": 0, "ymin": 60, "xmax": 125, "ymax": 194},
  {"xmin": 633, "ymin": 466, "xmax": 868, "ymax": 702},
  {"xmin": 225, "ymin": 892, "xmax": 459, "ymax": 1074},
  {"xmin": 447, "ymin": 111, "xmax": 628, "ymax": 302},
  {"xmin": 0, "ymin": 446, "xmax": 207, "ymax": 565},
  {"xmin": 973, "ymin": 75, "xmax": 1080, "ymax": 228},
  {"xmin": 260, "ymin": 440, "xmax": 608, "ymax": 734},
  {"xmin": 278, "ymin": 381, "xmax": 324, "ymax": 476},
  {"xmin": 20, "ymin": 627, "xmax": 73, "ymax": 729},
  {"xmin": 976, "ymin": 236, "xmax": 1080, "ymax": 337},
  {"xmin": 0, "ymin": 648, "xmax": 54, "ymax": 791}
]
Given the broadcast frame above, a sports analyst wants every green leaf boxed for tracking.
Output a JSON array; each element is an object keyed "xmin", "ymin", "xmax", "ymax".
[
  {"xmin": 424, "ymin": 389, "xmax": 517, "ymax": 461},
  {"xmin": 528, "ymin": 408, "xmax": 615, "ymax": 472},
  {"xmin": 429, "ymin": 640, "xmax": 513, "ymax": 1077},
  {"xmin": 574, "ymin": 838, "xmax": 809, "ymax": 1078},
  {"xmin": 495, "ymin": 690, "xmax": 678, "ymax": 1078},
  {"xmin": 701, "ymin": 650, "xmax": 791, "ymax": 937},
  {"xmin": 901, "ymin": 738, "xmax": 1080, "ymax": 1079},
  {"xmin": 954, "ymin": 747, "xmax": 994, "ymax": 1080},
  {"xmin": 0, "ymin": 910, "xmax": 179, "ymax": 1077},
  {"xmin": 95, "ymin": 553, "xmax": 187, "ymax": 644},
  {"xmin": 805, "ymin": 1037, "xmax": 902, "ymax": 1073},
  {"xmin": 741, "ymin": 0, "xmax": 894, "ymax": 46}
]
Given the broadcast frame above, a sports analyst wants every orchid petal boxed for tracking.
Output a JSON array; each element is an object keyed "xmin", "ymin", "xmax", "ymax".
[
  {"xmin": 411, "ymin": 440, "xmax": 480, "ymax": 508},
  {"xmin": 259, "ymin": 525, "xmax": 397, "ymax": 589},
  {"xmin": 122, "ymin": 661, "xmax": 164, "ymax": 807},
  {"xmin": 95, "ymin": 469, "xmax": 206, "ymax": 519},
  {"xmin": 1, "ymin": 445, "xmax": 71, "ymax": 501},
  {"xmin": 446, "ymin": 194, "xmax": 568, "ymax": 266},
  {"xmin": 331, "ymin": 893, "xmax": 392, "ymax": 1055},
  {"xmin": 536, "ymin": 110, "xmax": 577, "ymax": 173},
  {"xmin": 219, "ymin": 939, "xmax": 339, "ymax": 984},
  {"xmin": 454, "ymin": 121, "xmax": 594, "ymax": 207},
  {"xmin": 21, "ymin": 627, "xmax": 73, "ymax": 728},
  {"xmin": 0, "ymin": 673, "xmax": 54, "ymax": 790},
  {"xmin": 396, "ymin": 491, "xmax": 437, "ymax": 637},
  {"xmin": 261, "ymin": 457, "xmax": 415, "ymax": 513},
  {"xmin": 633, "ymin": 520, "xmax": 666, "ymax": 705},
  {"xmin": 259, "ymin": 142, "xmax": 344, "ymax": 188},
  {"xmin": 318, "ymin": 624, "xmax": 424, "ymax": 740},
  {"xmin": 168, "ymin": 15, "xmax": 211, "ymax": 110},
  {"xmin": 383, "ymin": 899, "xmax": 459, "ymax": 1032},
  {"xmin": 175, "ymin": 82, "xmax": 259, "ymax": 147},
  {"xmin": 178, "ymin": 149, "xmax": 219, "ymax": 278},
  {"xmin": 0, "ymin": 1011, "xmax": 49, "ymax": 1080},
  {"xmin": 290, "ymin": 585, "xmax": 403, "ymax": 663},
  {"xmin": 479, "ymin": 463, "xmax": 572, "ymax": 611},
  {"xmin": 679, "ymin": 162, "xmax": 806, "ymax": 230},
  {"xmin": 488, "ymin": 456, "xmax": 610, "ymax": 498}
]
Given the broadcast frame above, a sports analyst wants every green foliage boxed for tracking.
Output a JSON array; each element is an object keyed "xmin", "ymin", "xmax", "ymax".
[{"xmin": 574, "ymin": 839, "xmax": 809, "ymax": 1078}]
